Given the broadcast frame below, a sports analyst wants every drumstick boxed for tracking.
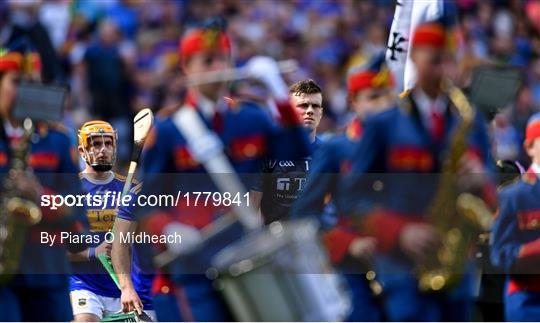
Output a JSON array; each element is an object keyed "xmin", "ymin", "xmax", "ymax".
[
  {"xmin": 186, "ymin": 59, "xmax": 298, "ymax": 86},
  {"xmin": 172, "ymin": 107, "xmax": 261, "ymax": 231},
  {"xmin": 121, "ymin": 108, "xmax": 154, "ymax": 198}
]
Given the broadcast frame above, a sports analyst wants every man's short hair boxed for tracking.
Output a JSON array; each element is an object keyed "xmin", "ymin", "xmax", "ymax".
[{"xmin": 289, "ymin": 79, "xmax": 322, "ymax": 96}]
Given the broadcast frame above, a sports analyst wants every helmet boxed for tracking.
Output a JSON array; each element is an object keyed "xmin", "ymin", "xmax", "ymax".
[{"xmin": 78, "ymin": 120, "xmax": 117, "ymax": 172}]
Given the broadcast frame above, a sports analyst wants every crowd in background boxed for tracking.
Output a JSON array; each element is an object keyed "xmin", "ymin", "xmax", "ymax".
[{"xmin": 0, "ymin": 0, "xmax": 539, "ymax": 166}]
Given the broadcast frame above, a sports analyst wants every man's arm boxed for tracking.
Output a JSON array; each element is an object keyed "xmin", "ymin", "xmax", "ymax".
[
  {"xmin": 111, "ymin": 218, "xmax": 143, "ymax": 314},
  {"xmin": 490, "ymin": 186, "xmax": 537, "ymax": 273},
  {"xmin": 291, "ymin": 141, "xmax": 338, "ymax": 220},
  {"xmin": 68, "ymin": 241, "xmax": 111, "ymax": 262}
]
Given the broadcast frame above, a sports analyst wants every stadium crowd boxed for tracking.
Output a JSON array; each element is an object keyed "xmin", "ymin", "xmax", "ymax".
[{"xmin": 1, "ymin": 0, "xmax": 539, "ymax": 166}]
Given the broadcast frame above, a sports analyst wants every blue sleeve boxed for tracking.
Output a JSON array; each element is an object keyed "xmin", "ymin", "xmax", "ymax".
[
  {"xmin": 338, "ymin": 113, "xmax": 388, "ymax": 215},
  {"xmin": 58, "ymin": 133, "xmax": 79, "ymax": 173},
  {"xmin": 490, "ymin": 186, "xmax": 522, "ymax": 272},
  {"xmin": 117, "ymin": 181, "xmax": 142, "ymax": 222},
  {"xmin": 291, "ymin": 141, "xmax": 339, "ymax": 220},
  {"xmin": 138, "ymin": 121, "xmax": 176, "ymax": 220},
  {"xmin": 142, "ymin": 122, "xmax": 171, "ymax": 175}
]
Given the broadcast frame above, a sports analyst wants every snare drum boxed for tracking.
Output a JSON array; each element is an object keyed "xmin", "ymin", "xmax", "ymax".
[{"xmin": 209, "ymin": 219, "xmax": 351, "ymax": 321}]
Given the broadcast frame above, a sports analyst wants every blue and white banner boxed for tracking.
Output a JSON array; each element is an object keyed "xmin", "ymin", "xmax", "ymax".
[{"xmin": 386, "ymin": 0, "xmax": 446, "ymax": 92}]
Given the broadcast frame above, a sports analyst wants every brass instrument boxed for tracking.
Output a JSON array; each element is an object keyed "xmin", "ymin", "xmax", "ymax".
[
  {"xmin": 417, "ymin": 80, "xmax": 492, "ymax": 292},
  {"xmin": 0, "ymin": 118, "xmax": 42, "ymax": 284}
]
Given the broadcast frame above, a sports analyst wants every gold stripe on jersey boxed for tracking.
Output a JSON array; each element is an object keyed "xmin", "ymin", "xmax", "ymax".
[
  {"xmin": 87, "ymin": 209, "xmax": 116, "ymax": 232},
  {"xmin": 130, "ymin": 182, "xmax": 143, "ymax": 195},
  {"xmin": 114, "ymin": 173, "xmax": 141, "ymax": 186}
]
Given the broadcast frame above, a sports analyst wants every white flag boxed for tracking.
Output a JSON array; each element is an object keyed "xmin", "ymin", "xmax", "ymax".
[{"xmin": 386, "ymin": 0, "xmax": 445, "ymax": 93}]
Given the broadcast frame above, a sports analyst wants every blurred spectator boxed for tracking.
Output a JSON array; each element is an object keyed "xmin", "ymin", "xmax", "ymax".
[
  {"xmin": 0, "ymin": 0, "xmax": 537, "ymax": 168},
  {"xmin": 530, "ymin": 57, "xmax": 540, "ymax": 104},
  {"xmin": 105, "ymin": 0, "xmax": 139, "ymax": 40},
  {"xmin": 2, "ymin": 0, "xmax": 64, "ymax": 82},
  {"xmin": 39, "ymin": 0, "xmax": 71, "ymax": 51},
  {"xmin": 492, "ymin": 111, "xmax": 522, "ymax": 161},
  {"xmin": 512, "ymin": 85, "xmax": 539, "ymax": 165},
  {"xmin": 82, "ymin": 19, "xmax": 134, "ymax": 165}
]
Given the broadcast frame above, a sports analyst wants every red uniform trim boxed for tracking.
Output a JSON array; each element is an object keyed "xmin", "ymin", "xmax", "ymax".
[
  {"xmin": 518, "ymin": 211, "xmax": 540, "ymax": 231},
  {"xmin": 518, "ymin": 238, "xmax": 540, "ymax": 265},
  {"xmin": 363, "ymin": 209, "xmax": 424, "ymax": 253},
  {"xmin": 30, "ymin": 152, "xmax": 60, "ymax": 169},
  {"xmin": 229, "ymin": 134, "xmax": 266, "ymax": 161},
  {"xmin": 346, "ymin": 118, "xmax": 363, "ymax": 141},
  {"xmin": 508, "ymin": 275, "xmax": 540, "ymax": 295},
  {"xmin": 174, "ymin": 146, "xmax": 199, "ymax": 170},
  {"xmin": 412, "ymin": 22, "xmax": 446, "ymax": 49},
  {"xmin": 324, "ymin": 226, "xmax": 362, "ymax": 264},
  {"xmin": 0, "ymin": 52, "xmax": 23, "ymax": 71},
  {"xmin": 388, "ymin": 146, "xmax": 434, "ymax": 171},
  {"xmin": 0, "ymin": 151, "xmax": 7, "ymax": 167},
  {"xmin": 152, "ymin": 272, "xmax": 176, "ymax": 295}
]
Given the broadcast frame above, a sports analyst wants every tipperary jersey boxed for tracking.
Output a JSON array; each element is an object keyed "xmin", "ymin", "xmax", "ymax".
[
  {"xmin": 70, "ymin": 172, "xmax": 153, "ymax": 309},
  {"xmin": 257, "ymin": 138, "xmax": 321, "ymax": 223}
]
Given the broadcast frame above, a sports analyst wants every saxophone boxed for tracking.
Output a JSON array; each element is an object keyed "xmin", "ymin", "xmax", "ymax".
[
  {"xmin": 417, "ymin": 80, "xmax": 493, "ymax": 292},
  {"xmin": 0, "ymin": 118, "xmax": 42, "ymax": 284}
]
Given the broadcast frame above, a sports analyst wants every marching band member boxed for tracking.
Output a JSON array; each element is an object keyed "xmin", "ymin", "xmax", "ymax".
[
  {"xmin": 291, "ymin": 52, "xmax": 394, "ymax": 321},
  {"xmin": 491, "ymin": 113, "xmax": 540, "ymax": 321},
  {"xmin": 340, "ymin": 21, "xmax": 495, "ymax": 321},
  {"xmin": 140, "ymin": 21, "xmax": 311, "ymax": 321},
  {"xmin": 476, "ymin": 159, "xmax": 523, "ymax": 321},
  {"xmin": 251, "ymin": 79, "xmax": 323, "ymax": 224},
  {"xmin": 0, "ymin": 42, "xmax": 87, "ymax": 321},
  {"xmin": 69, "ymin": 121, "xmax": 155, "ymax": 321}
]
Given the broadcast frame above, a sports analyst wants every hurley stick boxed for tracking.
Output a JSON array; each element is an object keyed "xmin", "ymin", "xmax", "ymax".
[{"xmin": 103, "ymin": 108, "xmax": 154, "ymax": 289}]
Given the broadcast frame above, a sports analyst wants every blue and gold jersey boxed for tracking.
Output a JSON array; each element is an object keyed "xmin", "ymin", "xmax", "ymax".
[{"xmin": 69, "ymin": 172, "xmax": 153, "ymax": 308}]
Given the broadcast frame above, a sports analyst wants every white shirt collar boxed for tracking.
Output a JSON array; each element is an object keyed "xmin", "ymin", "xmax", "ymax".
[
  {"xmin": 413, "ymin": 89, "xmax": 448, "ymax": 128},
  {"xmin": 3, "ymin": 120, "xmax": 24, "ymax": 139},
  {"xmin": 197, "ymin": 93, "xmax": 227, "ymax": 120},
  {"xmin": 197, "ymin": 93, "xmax": 215, "ymax": 120},
  {"xmin": 413, "ymin": 89, "xmax": 447, "ymax": 113},
  {"xmin": 532, "ymin": 163, "xmax": 540, "ymax": 178}
]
